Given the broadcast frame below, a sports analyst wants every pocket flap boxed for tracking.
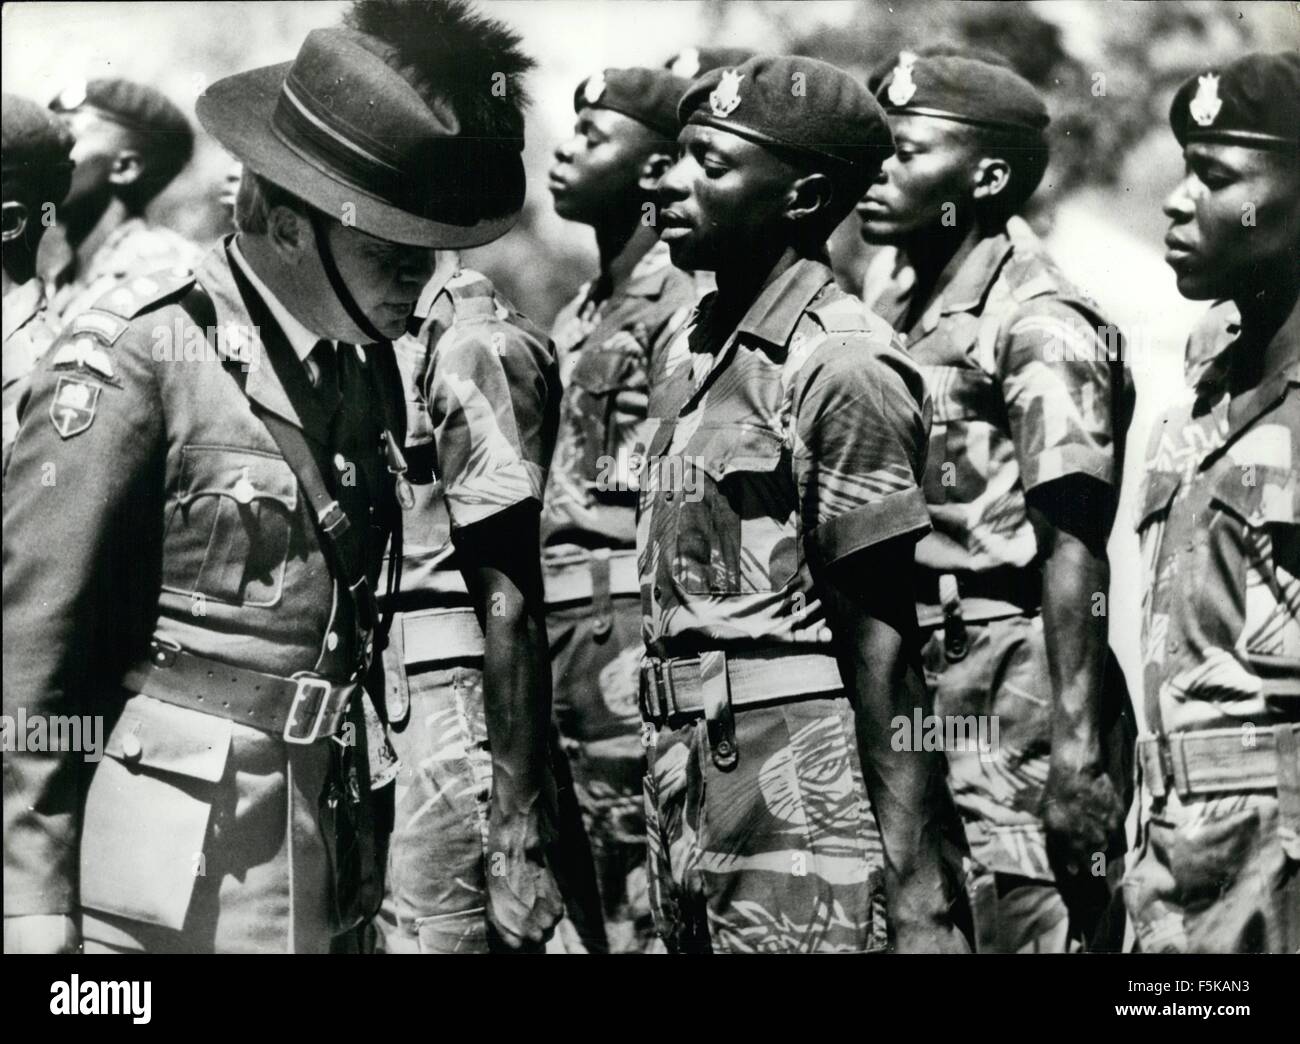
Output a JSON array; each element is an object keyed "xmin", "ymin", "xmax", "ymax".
[
  {"xmin": 1211, "ymin": 464, "xmax": 1298, "ymax": 527},
  {"xmin": 1135, "ymin": 469, "xmax": 1181, "ymax": 530},
  {"xmin": 569, "ymin": 339, "xmax": 642, "ymax": 394},
  {"xmin": 106, "ymin": 694, "xmax": 233, "ymax": 783},
  {"xmin": 688, "ymin": 424, "xmax": 784, "ymax": 483},
  {"xmin": 919, "ymin": 363, "xmax": 1000, "ymax": 424},
  {"xmin": 178, "ymin": 445, "xmax": 298, "ymax": 510}
]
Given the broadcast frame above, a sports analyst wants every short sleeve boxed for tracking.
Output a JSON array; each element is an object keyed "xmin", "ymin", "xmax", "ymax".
[
  {"xmin": 998, "ymin": 298, "xmax": 1124, "ymax": 491},
  {"xmin": 793, "ymin": 334, "xmax": 931, "ymax": 565},
  {"xmin": 426, "ymin": 320, "xmax": 556, "ymax": 529}
]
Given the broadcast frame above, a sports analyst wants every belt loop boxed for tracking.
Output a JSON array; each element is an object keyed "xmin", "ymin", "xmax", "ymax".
[
  {"xmin": 1168, "ymin": 732, "xmax": 1193, "ymax": 798},
  {"xmin": 590, "ymin": 548, "xmax": 613, "ymax": 640},
  {"xmin": 940, "ymin": 573, "xmax": 968, "ymax": 662},
  {"xmin": 699, "ymin": 651, "xmax": 738, "ymax": 771},
  {"xmin": 1275, "ymin": 724, "xmax": 1300, "ymax": 861}
]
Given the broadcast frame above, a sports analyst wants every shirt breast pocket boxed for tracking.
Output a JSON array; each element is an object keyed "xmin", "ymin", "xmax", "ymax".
[
  {"xmin": 568, "ymin": 336, "xmax": 645, "ymax": 480},
  {"xmin": 1209, "ymin": 464, "xmax": 1300, "ymax": 666},
  {"xmin": 673, "ymin": 424, "xmax": 798, "ymax": 595},
  {"xmin": 919, "ymin": 363, "xmax": 1003, "ymax": 504},
  {"xmin": 162, "ymin": 445, "xmax": 299, "ymax": 608}
]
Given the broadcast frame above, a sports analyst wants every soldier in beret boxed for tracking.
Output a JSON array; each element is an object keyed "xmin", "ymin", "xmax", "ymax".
[
  {"xmin": 542, "ymin": 66, "xmax": 698, "ymax": 952},
  {"xmin": 2, "ymin": 94, "xmax": 75, "ymax": 472},
  {"xmin": 3, "ymin": 3, "xmax": 533, "ymax": 954},
  {"xmin": 642, "ymin": 54, "xmax": 971, "ymax": 953},
  {"xmin": 1125, "ymin": 51, "xmax": 1299, "ymax": 953},
  {"xmin": 858, "ymin": 52, "xmax": 1135, "ymax": 951},
  {"xmin": 334, "ymin": 0, "xmax": 575, "ymax": 955},
  {"xmin": 42, "ymin": 77, "xmax": 202, "ymax": 325}
]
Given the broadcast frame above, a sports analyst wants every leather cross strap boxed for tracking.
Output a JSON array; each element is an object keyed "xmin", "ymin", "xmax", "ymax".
[
  {"xmin": 1137, "ymin": 724, "xmax": 1300, "ymax": 799},
  {"xmin": 123, "ymin": 638, "xmax": 356, "ymax": 744},
  {"xmin": 639, "ymin": 649, "xmax": 845, "ymax": 725}
]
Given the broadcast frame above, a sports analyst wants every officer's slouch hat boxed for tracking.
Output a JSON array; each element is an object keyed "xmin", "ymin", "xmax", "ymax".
[{"xmin": 197, "ymin": 27, "xmax": 523, "ymax": 249}]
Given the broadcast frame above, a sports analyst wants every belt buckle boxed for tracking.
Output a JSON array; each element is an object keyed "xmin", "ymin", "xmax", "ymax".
[{"xmin": 284, "ymin": 673, "xmax": 336, "ymax": 745}]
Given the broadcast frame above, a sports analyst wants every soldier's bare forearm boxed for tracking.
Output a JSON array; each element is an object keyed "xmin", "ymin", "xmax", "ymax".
[{"xmin": 818, "ymin": 551, "xmax": 964, "ymax": 929}]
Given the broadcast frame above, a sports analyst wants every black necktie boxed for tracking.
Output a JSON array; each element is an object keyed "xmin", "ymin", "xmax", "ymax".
[{"xmin": 310, "ymin": 340, "xmax": 340, "ymax": 412}]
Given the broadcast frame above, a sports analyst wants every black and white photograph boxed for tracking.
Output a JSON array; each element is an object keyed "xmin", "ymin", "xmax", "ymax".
[{"xmin": 0, "ymin": 0, "xmax": 1296, "ymax": 1011}]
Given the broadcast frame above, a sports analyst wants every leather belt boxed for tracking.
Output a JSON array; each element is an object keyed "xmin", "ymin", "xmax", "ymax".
[
  {"xmin": 543, "ymin": 548, "xmax": 639, "ymax": 607},
  {"xmin": 1138, "ymin": 724, "xmax": 1300, "ymax": 799},
  {"xmin": 916, "ymin": 566, "xmax": 1041, "ymax": 627},
  {"xmin": 122, "ymin": 637, "xmax": 356, "ymax": 745},
  {"xmin": 399, "ymin": 606, "xmax": 485, "ymax": 666},
  {"xmin": 639, "ymin": 649, "xmax": 845, "ymax": 725}
]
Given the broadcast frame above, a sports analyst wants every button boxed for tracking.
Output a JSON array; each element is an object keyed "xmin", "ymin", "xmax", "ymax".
[
  {"xmin": 664, "ymin": 491, "xmax": 674, "ymax": 501},
  {"xmin": 355, "ymin": 346, "xmax": 367, "ymax": 365},
  {"xmin": 653, "ymin": 586, "xmax": 662, "ymax": 600},
  {"xmin": 120, "ymin": 733, "xmax": 143, "ymax": 763},
  {"xmin": 327, "ymin": 631, "xmax": 340, "ymax": 651},
  {"xmin": 334, "ymin": 453, "xmax": 347, "ymax": 471}
]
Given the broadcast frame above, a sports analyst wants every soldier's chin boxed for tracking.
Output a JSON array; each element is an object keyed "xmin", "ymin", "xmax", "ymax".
[
  {"xmin": 371, "ymin": 308, "xmax": 412, "ymax": 340},
  {"xmin": 1170, "ymin": 265, "xmax": 1221, "ymax": 302},
  {"xmin": 664, "ymin": 233, "xmax": 706, "ymax": 272}
]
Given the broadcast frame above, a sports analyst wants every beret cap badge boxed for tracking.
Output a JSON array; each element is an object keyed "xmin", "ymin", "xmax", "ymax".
[
  {"xmin": 583, "ymin": 71, "xmax": 607, "ymax": 106},
  {"xmin": 887, "ymin": 52, "xmax": 919, "ymax": 107},
  {"xmin": 1190, "ymin": 73, "xmax": 1222, "ymax": 127},
  {"xmin": 709, "ymin": 70, "xmax": 744, "ymax": 118},
  {"xmin": 55, "ymin": 79, "xmax": 88, "ymax": 111}
]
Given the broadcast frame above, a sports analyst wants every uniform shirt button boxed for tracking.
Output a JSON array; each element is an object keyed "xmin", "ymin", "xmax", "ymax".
[
  {"xmin": 664, "ymin": 491, "xmax": 674, "ymax": 501},
  {"xmin": 326, "ymin": 631, "xmax": 340, "ymax": 651},
  {"xmin": 120, "ymin": 733, "xmax": 143, "ymax": 764}
]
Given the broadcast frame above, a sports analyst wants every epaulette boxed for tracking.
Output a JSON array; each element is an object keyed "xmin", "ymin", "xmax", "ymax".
[
  {"xmin": 48, "ymin": 265, "xmax": 197, "ymax": 383},
  {"xmin": 807, "ymin": 292, "xmax": 895, "ymax": 345}
]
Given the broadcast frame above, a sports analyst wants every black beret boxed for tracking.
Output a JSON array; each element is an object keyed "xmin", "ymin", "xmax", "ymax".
[
  {"xmin": 51, "ymin": 77, "xmax": 193, "ymax": 145},
  {"xmin": 573, "ymin": 67, "xmax": 690, "ymax": 140},
  {"xmin": 2, "ymin": 93, "xmax": 75, "ymax": 186},
  {"xmin": 664, "ymin": 47, "xmax": 757, "ymax": 80},
  {"xmin": 874, "ymin": 51, "xmax": 1048, "ymax": 135},
  {"xmin": 678, "ymin": 55, "xmax": 893, "ymax": 176},
  {"xmin": 1170, "ymin": 51, "xmax": 1300, "ymax": 151},
  {"xmin": 866, "ymin": 44, "xmax": 1014, "ymax": 94}
]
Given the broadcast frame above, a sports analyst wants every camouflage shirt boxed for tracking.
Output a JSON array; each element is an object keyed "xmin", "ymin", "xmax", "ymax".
[
  {"xmin": 541, "ymin": 239, "xmax": 695, "ymax": 554},
  {"xmin": 874, "ymin": 226, "xmax": 1133, "ymax": 624},
  {"xmin": 1137, "ymin": 313, "xmax": 1299, "ymax": 744},
  {"xmin": 383, "ymin": 267, "xmax": 560, "ymax": 611},
  {"xmin": 1183, "ymin": 299, "xmax": 1241, "ymax": 385},
  {"xmin": 2, "ymin": 278, "xmax": 60, "ymax": 471},
  {"xmin": 47, "ymin": 216, "xmax": 204, "ymax": 326},
  {"xmin": 638, "ymin": 258, "xmax": 931, "ymax": 656}
]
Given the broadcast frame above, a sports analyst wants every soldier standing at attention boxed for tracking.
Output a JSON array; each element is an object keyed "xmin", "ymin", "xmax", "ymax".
[
  {"xmin": 858, "ymin": 53, "xmax": 1135, "ymax": 952},
  {"xmin": 2, "ymin": 94, "xmax": 74, "ymax": 469},
  {"xmin": 543, "ymin": 67, "xmax": 697, "ymax": 951},
  {"xmin": 642, "ymin": 55, "xmax": 971, "ymax": 954},
  {"xmin": 1125, "ymin": 51, "xmax": 1299, "ymax": 953},
  {"xmin": 2, "ymin": 9, "xmax": 528, "ymax": 954},
  {"xmin": 339, "ymin": 0, "xmax": 571, "ymax": 955},
  {"xmin": 41, "ymin": 78, "xmax": 201, "ymax": 324}
]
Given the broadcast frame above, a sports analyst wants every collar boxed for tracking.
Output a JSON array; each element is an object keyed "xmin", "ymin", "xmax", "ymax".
[
  {"xmin": 915, "ymin": 231, "xmax": 1014, "ymax": 335},
  {"xmin": 619, "ymin": 238, "xmax": 675, "ymax": 299},
  {"xmin": 229, "ymin": 236, "xmax": 328, "ymax": 363},
  {"xmin": 1194, "ymin": 302, "xmax": 1300, "ymax": 450},
  {"xmin": 733, "ymin": 256, "xmax": 836, "ymax": 348},
  {"xmin": 2, "ymin": 278, "xmax": 46, "ymax": 343}
]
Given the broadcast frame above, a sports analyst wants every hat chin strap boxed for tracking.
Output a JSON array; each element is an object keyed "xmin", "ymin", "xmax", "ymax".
[{"xmin": 309, "ymin": 210, "xmax": 389, "ymax": 345}]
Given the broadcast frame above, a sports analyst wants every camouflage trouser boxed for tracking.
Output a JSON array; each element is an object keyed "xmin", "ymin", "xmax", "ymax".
[
  {"xmin": 921, "ymin": 613, "xmax": 1131, "ymax": 952},
  {"xmin": 375, "ymin": 666, "xmax": 541, "ymax": 953},
  {"xmin": 547, "ymin": 594, "xmax": 653, "ymax": 953},
  {"xmin": 1124, "ymin": 789, "xmax": 1300, "ymax": 953},
  {"xmin": 644, "ymin": 695, "xmax": 889, "ymax": 953}
]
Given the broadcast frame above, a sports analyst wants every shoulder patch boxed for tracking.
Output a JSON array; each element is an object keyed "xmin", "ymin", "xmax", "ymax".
[
  {"xmin": 48, "ymin": 374, "xmax": 102, "ymax": 439},
  {"xmin": 89, "ymin": 265, "xmax": 197, "ymax": 321}
]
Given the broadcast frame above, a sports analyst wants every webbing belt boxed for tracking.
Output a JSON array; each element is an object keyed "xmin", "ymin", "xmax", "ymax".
[{"xmin": 1137, "ymin": 723, "xmax": 1300, "ymax": 799}]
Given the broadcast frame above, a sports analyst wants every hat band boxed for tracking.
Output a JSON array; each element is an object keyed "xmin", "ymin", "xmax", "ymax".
[
  {"xmin": 1183, "ymin": 128, "xmax": 1297, "ymax": 151},
  {"xmin": 272, "ymin": 79, "xmax": 411, "ymax": 211},
  {"xmin": 884, "ymin": 104, "xmax": 1047, "ymax": 135},
  {"xmin": 685, "ymin": 111, "xmax": 860, "ymax": 170}
]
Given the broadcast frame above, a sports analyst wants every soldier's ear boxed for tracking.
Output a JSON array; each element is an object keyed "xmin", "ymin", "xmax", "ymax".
[
  {"xmin": 108, "ymin": 147, "xmax": 144, "ymax": 188},
  {"xmin": 972, "ymin": 156, "xmax": 1011, "ymax": 202},
  {"xmin": 266, "ymin": 204, "xmax": 309, "ymax": 265},
  {"xmin": 1, "ymin": 201, "xmax": 29, "ymax": 243},
  {"xmin": 638, "ymin": 150, "xmax": 675, "ymax": 194},
  {"xmin": 783, "ymin": 171, "xmax": 835, "ymax": 225}
]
